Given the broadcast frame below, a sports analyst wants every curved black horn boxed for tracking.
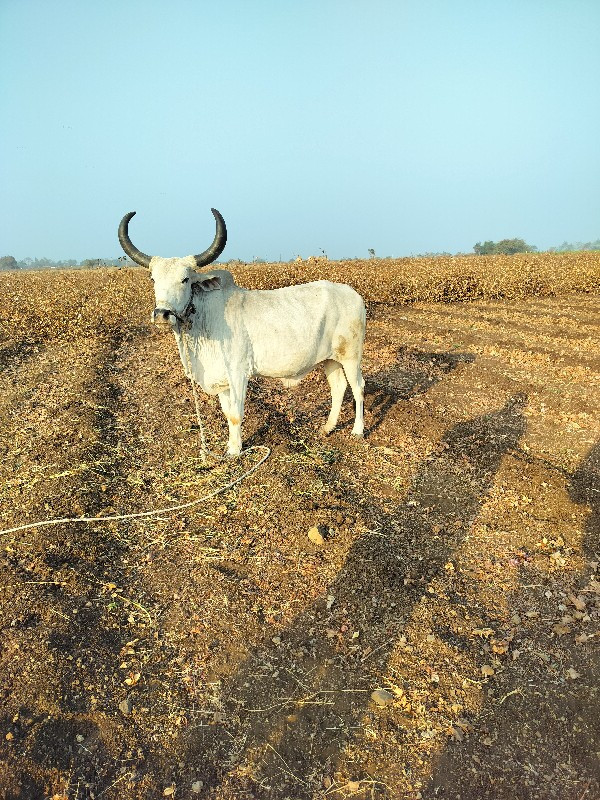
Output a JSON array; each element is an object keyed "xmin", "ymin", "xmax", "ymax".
[
  {"xmin": 194, "ymin": 208, "xmax": 227, "ymax": 268},
  {"xmin": 118, "ymin": 212, "xmax": 152, "ymax": 268}
]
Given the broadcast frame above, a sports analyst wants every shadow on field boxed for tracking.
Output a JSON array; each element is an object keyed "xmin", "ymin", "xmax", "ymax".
[
  {"xmin": 571, "ymin": 440, "xmax": 600, "ymax": 559},
  {"xmin": 0, "ymin": 329, "xmax": 143, "ymax": 797},
  {"xmin": 422, "ymin": 440, "xmax": 600, "ymax": 799},
  {"xmin": 366, "ymin": 347, "xmax": 475, "ymax": 433},
  {"xmin": 244, "ymin": 347, "xmax": 475, "ymax": 445},
  {"xmin": 0, "ymin": 338, "xmax": 42, "ymax": 374},
  {"xmin": 183, "ymin": 393, "xmax": 527, "ymax": 797}
]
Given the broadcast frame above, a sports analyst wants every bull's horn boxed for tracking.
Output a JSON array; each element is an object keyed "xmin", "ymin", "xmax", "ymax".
[
  {"xmin": 118, "ymin": 211, "xmax": 152, "ymax": 268},
  {"xmin": 118, "ymin": 208, "xmax": 227, "ymax": 269},
  {"xmin": 194, "ymin": 208, "xmax": 227, "ymax": 268}
]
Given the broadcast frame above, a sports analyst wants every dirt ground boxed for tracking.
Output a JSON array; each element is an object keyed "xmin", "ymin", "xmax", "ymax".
[{"xmin": 0, "ymin": 269, "xmax": 599, "ymax": 799}]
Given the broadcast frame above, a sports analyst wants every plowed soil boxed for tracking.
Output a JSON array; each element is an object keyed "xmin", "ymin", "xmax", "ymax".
[{"xmin": 0, "ymin": 268, "xmax": 599, "ymax": 800}]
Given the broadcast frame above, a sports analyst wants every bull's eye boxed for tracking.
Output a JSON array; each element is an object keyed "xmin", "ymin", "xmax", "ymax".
[{"xmin": 181, "ymin": 277, "xmax": 189, "ymax": 284}]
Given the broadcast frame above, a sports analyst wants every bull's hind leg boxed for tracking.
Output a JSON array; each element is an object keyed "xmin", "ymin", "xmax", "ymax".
[
  {"xmin": 322, "ymin": 359, "xmax": 348, "ymax": 434},
  {"xmin": 341, "ymin": 359, "xmax": 365, "ymax": 437}
]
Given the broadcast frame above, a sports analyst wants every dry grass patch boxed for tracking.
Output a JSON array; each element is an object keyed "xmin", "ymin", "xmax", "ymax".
[{"xmin": 0, "ymin": 258, "xmax": 599, "ymax": 799}]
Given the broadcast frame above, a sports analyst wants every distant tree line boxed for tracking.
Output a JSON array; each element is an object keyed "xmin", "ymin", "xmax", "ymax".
[
  {"xmin": 548, "ymin": 239, "xmax": 600, "ymax": 252},
  {"xmin": 473, "ymin": 238, "xmax": 537, "ymax": 255},
  {"xmin": 0, "ymin": 256, "xmax": 133, "ymax": 271},
  {"xmin": 473, "ymin": 238, "xmax": 600, "ymax": 256},
  {"xmin": 2, "ymin": 238, "xmax": 600, "ymax": 271}
]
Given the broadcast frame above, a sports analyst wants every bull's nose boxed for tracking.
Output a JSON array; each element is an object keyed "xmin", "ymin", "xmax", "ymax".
[{"xmin": 153, "ymin": 307, "xmax": 174, "ymax": 323}]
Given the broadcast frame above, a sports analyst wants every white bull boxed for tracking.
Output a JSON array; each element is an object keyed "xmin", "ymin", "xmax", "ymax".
[{"xmin": 119, "ymin": 209, "xmax": 366, "ymax": 455}]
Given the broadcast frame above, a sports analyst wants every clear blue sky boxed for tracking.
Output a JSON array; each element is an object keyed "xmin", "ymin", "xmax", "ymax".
[{"xmin": 1, "ymin": 0, "xmax": 599, "ymax": 262}]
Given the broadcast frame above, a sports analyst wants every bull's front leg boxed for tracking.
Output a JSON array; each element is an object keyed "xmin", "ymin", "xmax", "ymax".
[{"xmin": 218, "ymin": 377, "xmax": 248, "ymax": 456}]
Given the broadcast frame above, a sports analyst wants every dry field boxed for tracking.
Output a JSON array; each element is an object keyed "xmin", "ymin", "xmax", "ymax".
[{"xmin": 1, "ymin": 253, "xmax": 600, "ymax": 800}]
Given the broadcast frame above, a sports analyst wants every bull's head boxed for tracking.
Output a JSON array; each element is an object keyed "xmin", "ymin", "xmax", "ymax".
[{"xmin": 118, "ymin": 208, "xmax": 227, "ymax": 326}]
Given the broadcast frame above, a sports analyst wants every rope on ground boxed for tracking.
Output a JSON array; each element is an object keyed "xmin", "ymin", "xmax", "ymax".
[
  {"xmin": 0, "ymin": 445, "xmax": 270, "ymax": 537},
  {"xmin": 180, "ymin": 327, "xmax": 211, "ymax": 462},
  {"xmin": 0, "ymin": 327, "xmax": 270, "ymax": 537}
]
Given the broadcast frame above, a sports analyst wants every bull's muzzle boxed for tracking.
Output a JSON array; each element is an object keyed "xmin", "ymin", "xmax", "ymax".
[{"xmin": 152, "ymin": 307, "xmax": 180, "ymax": 324}]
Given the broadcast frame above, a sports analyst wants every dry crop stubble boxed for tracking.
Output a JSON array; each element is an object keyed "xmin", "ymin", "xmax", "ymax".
[{"xmin": 0, "ymin": 253, "xmax": 599, "ymax": 800}]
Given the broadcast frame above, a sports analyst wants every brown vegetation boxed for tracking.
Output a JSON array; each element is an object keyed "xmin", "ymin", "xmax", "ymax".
[{"xmin": 0, "ymin": 253, "xmax": 599, "ymax": 799}]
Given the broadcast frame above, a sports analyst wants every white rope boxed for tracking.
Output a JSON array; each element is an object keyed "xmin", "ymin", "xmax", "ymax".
[
  {"xmin": 179, "ymin": 326, "xmax": 211, "ymax": 463},
  {"xmin": 0, "ymin": 448, "xmax": 269, "ymax": 536},
  {"xmin": 0, "ymin": 327, "xmax": 270, "ymax": 537}
]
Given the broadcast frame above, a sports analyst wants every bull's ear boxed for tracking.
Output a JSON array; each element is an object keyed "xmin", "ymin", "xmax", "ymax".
[{"xmin": 193, "ymin": 275, "xmax": 222, "ymax": 293}]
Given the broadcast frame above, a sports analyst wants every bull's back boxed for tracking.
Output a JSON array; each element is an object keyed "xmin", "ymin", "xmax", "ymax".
[{"xmin": 234, "ymin": 281, "xmax": 365, "ymax": 378}]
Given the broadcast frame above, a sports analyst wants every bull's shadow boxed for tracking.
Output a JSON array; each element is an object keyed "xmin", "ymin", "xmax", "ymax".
[
  {"xmin": 245, "ymin": 346, "xmax": 475, "ymax": 445},
  {"xmin": 366, "ymin": 347, "xmax": 475, "ymax": 434},
  {"xmin": 183, "ymin": 393, "xmax": 527, "ymax": 796}
]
